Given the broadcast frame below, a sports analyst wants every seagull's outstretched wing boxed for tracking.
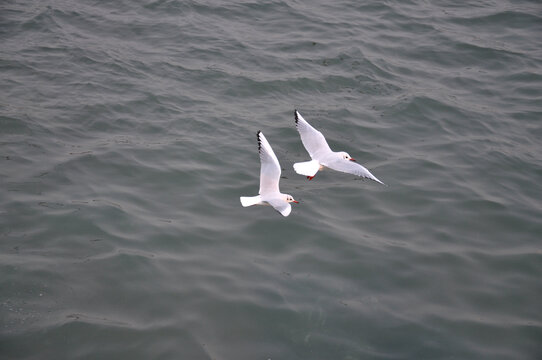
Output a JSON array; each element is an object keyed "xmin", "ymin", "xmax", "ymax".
[
  {"xmin": 295, "ymin": 110, "xmax": 332, "ymax": 159},
  {"xmin": 267, "ymin": 198, "xmax": 292, "ymax": 217},
  {"xmin": 257, "ymin": 131, "xmax": 281, "ymax": 195},
  {"xmin": 325, "ymin": 159, "xmax": 385, "ymax": 185}
]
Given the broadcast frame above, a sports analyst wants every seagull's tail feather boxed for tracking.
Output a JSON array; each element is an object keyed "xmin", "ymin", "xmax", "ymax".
[
  {"xmin": 240, "ymin": 195, "xmax": 262, "ymax": 207},
  {"xmin": 293, "ymin": 160, "xmax": 320, "ymax": 177}
]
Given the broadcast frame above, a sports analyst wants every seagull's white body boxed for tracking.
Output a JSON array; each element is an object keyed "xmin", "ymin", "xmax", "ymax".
[
  {"xmin": 293, "ymin": 110, "xmax": 385, "ymax": 185},
  {"xmin": 240, "ymin": 131, "xmax": 298, "ymax": 217}
]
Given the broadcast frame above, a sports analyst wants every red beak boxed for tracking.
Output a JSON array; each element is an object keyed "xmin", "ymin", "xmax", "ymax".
[
  {"xmin": 350, "ymin": 158, "xmax": 356, "ymax": 162},
  {"xmin": 293, "ymin": 200, "xmax": 299, "ymax": 204}
]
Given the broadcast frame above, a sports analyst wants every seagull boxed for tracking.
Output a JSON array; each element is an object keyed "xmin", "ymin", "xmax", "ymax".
[
  {"xmin": 293, "ymin": 110, "xmax": 385, "ymax": 185},
  {"xmin": 240, "ymin": 131, "xmax": 299, "ymax": 217}
]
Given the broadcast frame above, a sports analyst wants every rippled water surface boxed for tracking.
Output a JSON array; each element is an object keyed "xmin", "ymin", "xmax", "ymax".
[{"xmin": 1, "ymin": 0, "xmax": 542, "ymax": 359}]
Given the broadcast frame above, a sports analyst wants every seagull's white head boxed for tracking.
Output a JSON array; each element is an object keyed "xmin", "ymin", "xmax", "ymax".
[
  {"xmin": 284, "ymin": 194, "xmax": 299, "ymax": 204},
  {"xmin": 339, "ymin": 151, "xmax": 356, "ymax": 162}
]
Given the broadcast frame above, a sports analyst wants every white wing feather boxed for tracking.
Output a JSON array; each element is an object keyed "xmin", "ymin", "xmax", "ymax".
[
  {"xmin": 257, "ymin": 131, "xmax": 282, "ymax": 195},
  {"xmin": 267, "ymin": 198, "xmax": 292, "ymax": 217},
  {"xmin": 295, "ymin": 110, "xmax": 332, "ymax": 159},
  {"xmin": 324, "ymin": 159, "xmax": 385, "ymax": 185}
]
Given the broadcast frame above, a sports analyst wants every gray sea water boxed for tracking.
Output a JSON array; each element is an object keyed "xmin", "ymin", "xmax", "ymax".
[{"xmin": 2, "ymin": 0, "xmax": 542, "ymax": 359}]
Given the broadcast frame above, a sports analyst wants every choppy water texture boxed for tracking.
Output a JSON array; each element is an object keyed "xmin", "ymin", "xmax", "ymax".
[{"xmin": 1, "ymin": 0, "xmax": 542, "ymax": 359}]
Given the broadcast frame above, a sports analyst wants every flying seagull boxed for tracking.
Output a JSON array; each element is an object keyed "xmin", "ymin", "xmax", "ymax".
[
  {"xmin": 293, "ymin": 110, "xmax": 385, "ymax": 185},
  {"xmin": 240, "ymin": 131, "xmax": 299, "ymax": 217}
]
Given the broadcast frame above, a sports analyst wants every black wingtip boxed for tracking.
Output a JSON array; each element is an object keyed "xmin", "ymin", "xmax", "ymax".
[
  {"xmin": 294, "ymin": 109, "xmax": 299, "ymax": 124},
  {"xmin": 257, "ymin": 130, "xmax": 262, "ymax": 152}
]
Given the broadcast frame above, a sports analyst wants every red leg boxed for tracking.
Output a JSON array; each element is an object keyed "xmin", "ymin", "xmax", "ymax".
[{"xmin": 307, "ymin": 176, "xmax": 314, "ymax": 180}]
